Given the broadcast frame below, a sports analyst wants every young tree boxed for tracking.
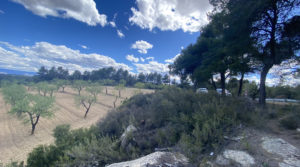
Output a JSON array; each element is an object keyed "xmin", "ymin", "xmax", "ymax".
[
  {"xmin": 10, "ymin": 94, "xmax": 55, "ymax": 135},
  {"xmin": 115, "ymin": 83, "xmax": 125, "ymax": 98},
  {"xmin": 35, "ymin": 82, "xmax": 56, "ymax": 97},
  {"xmin": 2, "ymin": 84, "xmax": 27, "ymax": 106},
  {"xmin": 55, "ymin": 79, "xmax": 69, "ymax": 92},
  {"xmin": 134, "ymin": 82, "xmax": 145, "ymax": 94},
  {"xmin": 72, "ymin": 80, "xmax": 87, "ymax": 95},
  {"xmin": 74, "ymin": 86, "xmax": 101, "ymax": 118}
]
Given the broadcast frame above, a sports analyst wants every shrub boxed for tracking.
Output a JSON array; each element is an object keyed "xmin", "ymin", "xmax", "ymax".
[
  {"xmin": 280, "ymin": 115, "xmax": 300, "ymax": 130},
  {"xmin": 25, "ymin": 87, "xmax": 255, "ymax": 165}
]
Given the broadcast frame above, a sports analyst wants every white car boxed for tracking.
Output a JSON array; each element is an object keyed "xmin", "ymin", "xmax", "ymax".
[
  {"xmin": 216, "ymin": 88, "xmax": 231, "ymax": 96},
  {"xmin": 196, "ymin": 88, "xmax": 208, "ymax": 93}
]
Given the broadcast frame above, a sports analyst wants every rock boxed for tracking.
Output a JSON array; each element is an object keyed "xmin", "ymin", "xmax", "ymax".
[
  {"xmin": 216, "ymin": 154, "xmax": 231, "ymax": 166},
  {"xmin": 106, "ymin": 152, "xmax": 189, "ymax": 167},
  {"xmin": 120, "ymin": 125, "xmax": 137, "ymax": 148},
  {"xmin": 279, "ymin": 157, "xmax": 300, "ymax": 167},
  {"xmin": 261, "ymin": 137, "xmax": 299, "ymax": 158},
  {"xmin": 224, "ymin": 135, "xmax": 245, "ymax": 142},
  {"xmin": 297, "ymin": 128, "xmax": 300, "ymax": 133},
  {"xmin": 216, "ymin": 150, "xmax": 255, "ymax": 167},
  {"xmin": 261, "ymin": 137, "xmax": 300, "ymax": 167}
]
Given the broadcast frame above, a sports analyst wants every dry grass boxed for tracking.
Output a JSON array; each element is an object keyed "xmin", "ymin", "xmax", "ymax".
[{"xmin": 0, "ymin": 86, "xmax": 153, "ymax": 164}]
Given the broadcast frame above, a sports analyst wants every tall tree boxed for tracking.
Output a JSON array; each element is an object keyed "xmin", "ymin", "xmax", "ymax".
[{"xmin": 217, "ymin": 0, "xmax": 300, "ymax": 104}]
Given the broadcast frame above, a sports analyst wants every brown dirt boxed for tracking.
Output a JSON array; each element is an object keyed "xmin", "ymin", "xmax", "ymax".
[{"xmin": 0, "ymin": 86, "xmax": 153, "ymax": 165}]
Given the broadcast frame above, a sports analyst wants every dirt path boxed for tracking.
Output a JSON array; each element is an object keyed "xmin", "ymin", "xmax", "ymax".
[{"xmin": 0, "ymin": 87, "xmax": 153, "ymax": 165}]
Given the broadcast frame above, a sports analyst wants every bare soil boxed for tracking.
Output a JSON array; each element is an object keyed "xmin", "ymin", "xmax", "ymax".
[{"xmin": 0, "ymin": 86, "xmax": 153, "ymax": 164}]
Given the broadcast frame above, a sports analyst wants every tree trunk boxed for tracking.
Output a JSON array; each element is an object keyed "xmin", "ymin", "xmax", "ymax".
[
  {"xmin": 31, "ymin": 123, "xmax": 36, "ymax": 135},
  {"xmin": 220, "ymin": 72, "xmax": 226, "ymax": 96},
  {"xmin": 119, "ymin": 90, "xmax": 121, "ymax": 97},
  {"xmin": 259, "ymin": 65, "xmax": 271, "ymax": 105},
  {"xmin": 84, "ymin": 107, "xmax": 90, "ymax": 118},
  {"xmin": 62, "ymin": 87, "xmax": 65, "ymax": 92},
  {"xmin": 30, "ymin": 115, "xmax": 40, "ymax": 135},
  {"xmin": 113, "ymin": 96, "xmax": 118, "ymax": 108},
  {"xmin": 211, "ymin": 76, "xmax": 217, "ymax": 90},
  {"xmin": 238, "ymin": 73, "xmax": 245, "ymax": 96},
  {"xmin": 106, "ymin": 87, "xmax": 108, "ymax": 95}
]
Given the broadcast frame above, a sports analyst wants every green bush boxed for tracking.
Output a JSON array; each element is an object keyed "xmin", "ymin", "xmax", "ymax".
[
  {"xmin": 280, "ymin": 115, "xmax": 300, "ymax": 130},
  {"xmin": 25, "ymin": 87, "xmax": 255, "ymax": 165}
]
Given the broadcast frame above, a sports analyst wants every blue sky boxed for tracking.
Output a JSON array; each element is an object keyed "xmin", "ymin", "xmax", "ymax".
[
  {"xmin": 0, "ymin": 0, "xmax": 298, "ymax": 86},
  {"xmin": 0, "ymin": 0, "xmax": 212, "ymax": 75}
]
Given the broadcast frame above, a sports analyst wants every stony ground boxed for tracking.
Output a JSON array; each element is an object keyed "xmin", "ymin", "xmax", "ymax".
[
  {"xmin": 213, "ymin": 123, "xmax": 300, "ymax": 167},
  {"xmin": 0, "ymin": 86, "xmax": 153, "ymax": 165}
]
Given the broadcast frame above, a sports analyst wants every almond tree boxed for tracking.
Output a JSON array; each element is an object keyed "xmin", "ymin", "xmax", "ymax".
[
  {"xmin": 10, "ymin": 94, "xmax": 55, "ymax": 135},
  {"xmin": 75, "ymin": 85, "xmax": 101, "ymax": 118},
  {"xmin": 72, "ymin": 80, "xmax": 87, "ymax": 95}
]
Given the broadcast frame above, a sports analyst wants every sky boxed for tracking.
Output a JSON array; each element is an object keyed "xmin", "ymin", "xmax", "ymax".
[{"xmin": 0, "ymin": 0, "xmax": 299, "ymax": 86}]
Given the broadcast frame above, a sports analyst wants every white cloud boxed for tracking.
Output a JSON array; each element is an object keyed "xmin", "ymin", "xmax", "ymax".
[
  {"xmin": 165, "ymin": 53, "xmax": 180, "ymax": 63},
  {"xmin": 110, "ymin": 21, "xmax": 116, "ymax": 27},
  {"xmin": 134, "ymin": 61, "xmax": 169, "ymax": 74},
  {"xmin": 11, "ymin": 0, "xmax": 107, "ymax": 26},
  {"xmin": 140, "ymin": 57, "xmax": 145, "ymax": 62},
  {"xmin": 129, "ymin": 0, "xmax": 212, "ymax": 33},
  {"xmin": 131, "ymin": 40, "xmax": 153, "ymax": 54},
  {"xmin": 79, "ymin": 44, "xmax": 88, "ymax": 49},
  {"xmin": 0, "ymin": 10, "xmax": 4, "ymax": 14},
  {"xmin": 117, "ymin": 30, "xmax": 125, "ymax": 38},
  {"xmin": 126, "ymin": 54, "xmax": 139, "ymax": 63},
  {"xmin": 146, "ymin": 57, "xmax": 154, "ymax": 61},
  {"xmin": 0, "ymin": 41, "xmax": 131, "ymax": 73}
]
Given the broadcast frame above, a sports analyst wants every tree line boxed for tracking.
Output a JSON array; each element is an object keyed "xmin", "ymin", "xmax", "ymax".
[
  {"xmin": 35, "ymin": 66, "xmax": 172, "ymax": 87},
  {"xmin": 170, "ymin": 0, "xmax": 300, "ymax": 105}
]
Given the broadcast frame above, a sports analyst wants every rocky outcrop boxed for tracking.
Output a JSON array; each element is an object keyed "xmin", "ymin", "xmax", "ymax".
[
  {"xmin": 120, "ymin": 125, "xmax": 137, "ymax": 148},
  {"xmin": 106, "ymin": 152, "xmax": 189, "ymax": 167},
  {"xmin": 216, "ymin": 150, "xmax": 255, "ymax": 167},
  {"xmin": 261, "ymin": 137, "xmax": 300, "ymax": 167}
]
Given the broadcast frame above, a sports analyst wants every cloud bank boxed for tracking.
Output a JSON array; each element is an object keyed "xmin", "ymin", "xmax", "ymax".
[
  {"xmin": 129, "ymin": 0, "xmax": 212, "ymax": 33},
  {"xmin": 11, "ymin": 0, "xmax": 107, "ymax": 26},
  {"xmin": 0, "ymin": 41, "xmax": 131, "ymax": 73}
]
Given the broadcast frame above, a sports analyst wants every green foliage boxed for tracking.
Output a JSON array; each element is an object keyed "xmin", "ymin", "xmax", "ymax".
[
  {"xmin": 1, "ymin": 84, "xmax": 27, "ymax": 106},
  {"xmin": 245, "ymin": 82, "xmax": 259, "ymax": 100},
  {"xmin": 96, "ymin": 87, "xmax": 252, "ymax": 162},
  {"xmin": 25, "ymin": 88, "xmax": 256, "ymax": 165},
  {"xmin": 115, "ymin": 83, "xmax": 125, "ymax": 97},
  {"xmin": 10, "ymin": 94, "xmax": 55, "ymax": 134},
  {"xmin": 280, "ymin": 115, "xmax": 300, "ymax": 130},
  {"xmin": 35, "ymin": 82, "xmax": 56, "ymax": 97},
  {"xmin": 74, "ymin": 85, "xmax": 101, "ymax": 118},
  {"xmin": 134, "ymin": 82, "xmax": 145, "ymax": 89},
  {"xmin": 85, "ymin": 84, "xmax": 103, "ymax": 97},
  {"xmin": 54, "ymin": 79, "xmax": 69, "ymax": 92},
  {"xmin": 27, "ymin": 145, "xmax": 61, "ymax": 167},
  {"xmin": 72, "ymin": 80, "xmax": 87, "ymax": 95},
  {"xmin": 66, "ymin": 136, "xmax": 123, "ymax": 167}
]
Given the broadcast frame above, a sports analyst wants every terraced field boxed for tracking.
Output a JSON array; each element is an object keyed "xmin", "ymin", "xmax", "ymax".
[{"xmin": 0, "ymin": 86, "xmax": 153, "ymax": 164}]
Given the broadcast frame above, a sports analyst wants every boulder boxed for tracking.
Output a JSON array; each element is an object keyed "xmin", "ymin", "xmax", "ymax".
[
  {"xmin": 261, "ymin": 137, "xmax": 300, "ymax": 167},
  {"xmin": 120, "ymin": 125, "xmax": 137, "ymax": 148},
  {"xmin": 106, "ymin": 152, "xmax": 189, "ymax": 167},
  {"xmin": 216, "ymin": 150, "xmax": 255, "ymax": 167}
]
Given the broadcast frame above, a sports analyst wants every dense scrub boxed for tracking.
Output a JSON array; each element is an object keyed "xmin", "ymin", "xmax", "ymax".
[{"xmin": 13, "ymin": 87, "xmax": 257, "ymax": 166}]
